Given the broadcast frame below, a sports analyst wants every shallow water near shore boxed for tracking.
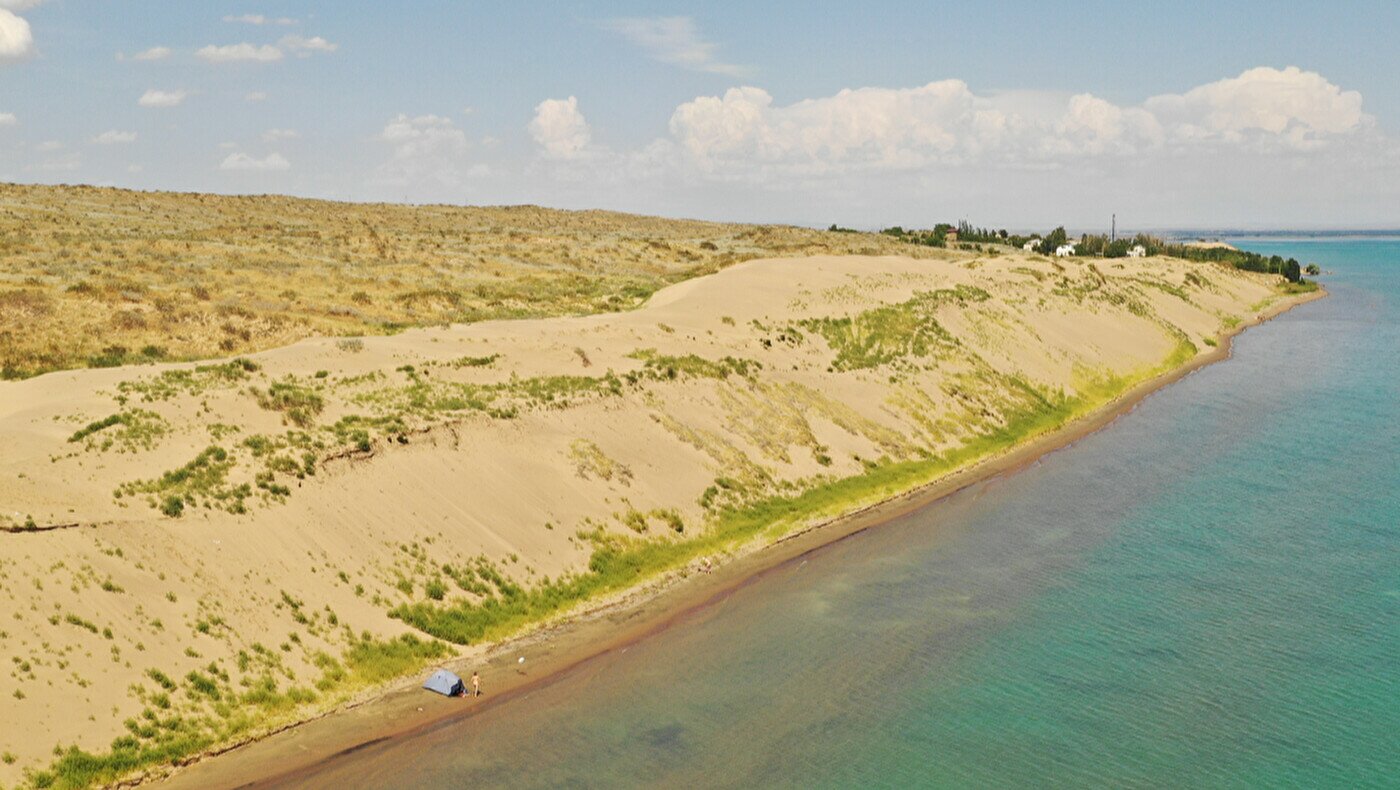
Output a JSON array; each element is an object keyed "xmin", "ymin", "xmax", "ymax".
[{"xmin": 276, "ymin": 241, "xmax": 1399, "ymax": 789}]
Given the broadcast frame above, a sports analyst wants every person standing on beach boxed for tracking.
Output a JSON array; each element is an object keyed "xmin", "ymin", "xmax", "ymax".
[{"xmin": 472, "ymin": 671, "xmax": 481, "ymax": 697}]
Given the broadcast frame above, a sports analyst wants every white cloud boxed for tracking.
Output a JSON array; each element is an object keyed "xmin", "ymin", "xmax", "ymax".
[
  {"xmin": 660, "ymin": 67, "xmax": 1374, "ymax": 181},
  {"xmin": 124, "ymin": 46, "xmax": 171, "ymax": 62},
  {"xmin": 279, "ymin": 35, "xmax": 336, "ymax": 56},
  {"xmin": 603, "ymin": 17, "xmax": 743, "ymax": 76},
  {"xmin": 374, "ymin": 113, "xmax": 472, "ymax": 189},
  {"xmin": 35, "ymin": 139, "xmax": 61, "ymax": 151},
  {"xmin": 261, "ymin": 128, "xmax": 298, "ymax": 142},
  {"xmin": 223, "ymin": 14, "xmax": 296, "ymax": 26},
  {"xmin": 0, "ymin": 112, "xmax": 15, "ymax": 126},
  {"xmin": 138, "ymin": 88, "xmax": 187, "ymax": 107},
  {"xmin": 1144, "ymin": 66, "xmax": 1365, "ymax": 149},
  {"xmin": 244, "ymin": 91, "xmax": 268, "ymax": 102},
  {"xmin": 666, "ymin": 82, "xmax": 984, "ymax": 175},
  {"xmin": 219, "ymin": 151, "xmax": 290, "ymax": 171},
  {"xmin": 197, "ymin": 42, "xmax": 283, "ymax": 63},
  {"xmin": 0, "ymin": 1, "xmax": 47, "ymax": 10},
  {"xmin": 0, "ymin": 8, "xmax": 33, "ymax": 61},
  {"xmin": 92, "ymin": 130, "xmax": 137, "ymax": 145},
  {"xmin": 1054, "ymin": 94, "xmax": 1164, "ymax": 156},
  {"xmin": 528, "ymin": 96, "xmax": 592, "ymax": 159}
]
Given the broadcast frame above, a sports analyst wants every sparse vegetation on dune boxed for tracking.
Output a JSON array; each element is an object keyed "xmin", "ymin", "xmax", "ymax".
[
  {"xmin": 800, "ymin": 285, "xmax": 990, "ymax": 371},
  {"xmin": 385, "ymin": 372, "xmax": 1120, "ymax": 648},
  {"xmin": 0, "ymin": 183, "xmax": 932, "ymax": 379},
  {"xmin": 23, "ymin": 633, "xmax": 449, "ymax": 790}
]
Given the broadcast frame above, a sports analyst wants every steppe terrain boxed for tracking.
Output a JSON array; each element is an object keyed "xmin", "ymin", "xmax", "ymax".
[
  {"xmin": 0, "ymin": 185, "xmax": 1306, "ymax": 789},
  {"xmin": 0, "ymin": 184, "xmax": 929, "ymax": 379}
]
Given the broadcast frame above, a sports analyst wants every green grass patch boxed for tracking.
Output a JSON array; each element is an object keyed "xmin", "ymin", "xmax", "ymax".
[
  {"xmin": 253, "ymin": 378, "xmax": 325, "ymax": 428},
  {"xmin": 68, "ymin": 409, "xmax": 168, "ymax": 452},
  {"xmin": 116, "ymin": 359, "xmax": 259, "ymax": 402},
  {"xmin": 447, "ymin": 354, "xmax": 500, "ymax": 368},
  {"xmin": 625, "ymin": 349, "xmax": 761, "ymax": 381},
  {"xmin": 342, "ymin": 633, "xmax": 451, "ymax": 685},
  {"xmin": 24, "ymin": 631, "xmax": 450, "ymax": 790},
  {"xmin": 115, "ymin": 445, "xmax": 250, "ymax": 516},
  {"xmin": 800, "ymin": 286, "xmax": 988, "ymax": 371}
]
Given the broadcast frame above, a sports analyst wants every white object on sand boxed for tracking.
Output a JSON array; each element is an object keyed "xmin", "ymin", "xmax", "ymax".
[{"xmin": 518, "ymin": 656, "xmax": 525, "ymax": 664}]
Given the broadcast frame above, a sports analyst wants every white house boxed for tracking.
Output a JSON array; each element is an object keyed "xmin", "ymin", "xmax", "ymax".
[
  {"xmin": 1054, "ymin": 243, "xmax": 1076, "ymax": 257},
  {"xmin": 1127, "ymin": 244, "xmax": 1147, "ymax": 258},
  {"xmin": 1023, "ymin": 239, "xmax": 1041, "ymax": 252}
]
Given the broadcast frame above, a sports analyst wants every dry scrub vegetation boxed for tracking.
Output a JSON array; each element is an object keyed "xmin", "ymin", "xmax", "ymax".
[{"xmin": 0, "ymin": 183, "xmax": 928, "ymax": 378}]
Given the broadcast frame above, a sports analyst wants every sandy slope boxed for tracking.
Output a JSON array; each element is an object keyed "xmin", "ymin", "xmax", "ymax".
[{"xmin": 0, "ymin": 249, "xmax": 1291, "ymax": 785}]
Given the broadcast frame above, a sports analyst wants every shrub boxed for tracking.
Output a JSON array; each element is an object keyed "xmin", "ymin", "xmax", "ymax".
[{"xmin": 254, "ymin": 380, "xmax": 325, "ymax": 427}]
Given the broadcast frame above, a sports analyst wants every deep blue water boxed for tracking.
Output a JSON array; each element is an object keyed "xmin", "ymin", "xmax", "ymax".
[{"xmin": 286, "ymin": 241, "xmax": 1399, "ymax": 789}]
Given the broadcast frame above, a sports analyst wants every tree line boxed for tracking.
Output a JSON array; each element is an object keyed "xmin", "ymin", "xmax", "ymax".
[{"xmin": 839, "ymin": 221, "xmax": 1306, "ymax": 284}]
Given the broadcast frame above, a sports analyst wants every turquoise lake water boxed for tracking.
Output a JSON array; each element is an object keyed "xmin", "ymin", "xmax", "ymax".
[{"xmin": 282, "ymin": 240, "xmax": 1399, "ymax": 789}]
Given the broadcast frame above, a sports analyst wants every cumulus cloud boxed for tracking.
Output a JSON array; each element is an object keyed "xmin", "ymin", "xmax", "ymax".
[
  {"xmin": 35, "ymin": 139, "xmax": 60, "ymax": 151},
  {"xmin": 197, "ymin": 42, "xmax": 283, "ymax": 63},
  {"xmin": 0, "ymin": 8, "xmax": 33, "ymax": 61},
  {"xmin": 1144, "ymin": 66, "xmax": 1365, "ymax": 149},
  {"xmin": 244, "ymin": 91, "xmax": 268, "ymax": 102},
  {"xmin": 0, "ymin": 112, "xmax": 15, "ymax": 126},
  {"xmin": 219, "ymin": 151, "xmax": 290, "ymax": 171},
  {"xmin": 124, "ymin": 46, "xmax": 171, "ymax": 62},
  {"xmin": 92, "ymin": 130, "xmax": 137, "ymax": 144},
  {"xmin": 667, "ymin": 81, "xmax": 988, "ymax": 174},
  {"xmin": 528, "ymin": 96, "xmax": 592, "ymax": 159},
  {"xmin": 223, "ymin": 14, "xmax": 296, "ymax": 25},
  {"xmin": 261, "ymin": 128, "xmax": 298, "ymax": 142},
  {"xmin": 194, "ymin": 36, "xmax": 333, "ymax": 63},
  {"xmin": 373, "ymin": 113, "xmax": 480, "ymax": 193},
  {"xmin": 138, "ymin": 88, "xmax": 187, "ymax": 107},
  {"xmin": 1054, "ymin": 93, "xmax": 1164, "ymax": 156},
  {"xmin": 279, "ymin": 35, "xmax": 337, "ymax": 55},
  {"xmin": 658, "ymin": 66, "xmax": 1374, "ymax": 181},
  {"xmin": 602, "ymin": 16, "xmax": 743, "ymax": 76}
]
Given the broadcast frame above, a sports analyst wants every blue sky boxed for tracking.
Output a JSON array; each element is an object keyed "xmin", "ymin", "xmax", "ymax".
[{"xmin": 3, "ymin": 1, "xmax": 1400, "ymax": 230}]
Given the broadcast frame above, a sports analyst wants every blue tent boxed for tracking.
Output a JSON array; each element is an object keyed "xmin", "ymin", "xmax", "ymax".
[{"xmin": 423, "ymin": 669, "xmax": 465, "ymax": 697}]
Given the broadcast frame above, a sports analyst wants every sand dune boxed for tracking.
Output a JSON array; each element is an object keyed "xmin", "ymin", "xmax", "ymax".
[{"xmin": 0, "ymin": 248, "xmax": 1300, "ymax": 786}]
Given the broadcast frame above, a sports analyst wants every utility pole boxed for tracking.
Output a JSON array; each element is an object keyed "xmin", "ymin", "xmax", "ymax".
[{"xmin": 1112, "ymin": 213, "xmax": 1116, "ymax": 243}]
